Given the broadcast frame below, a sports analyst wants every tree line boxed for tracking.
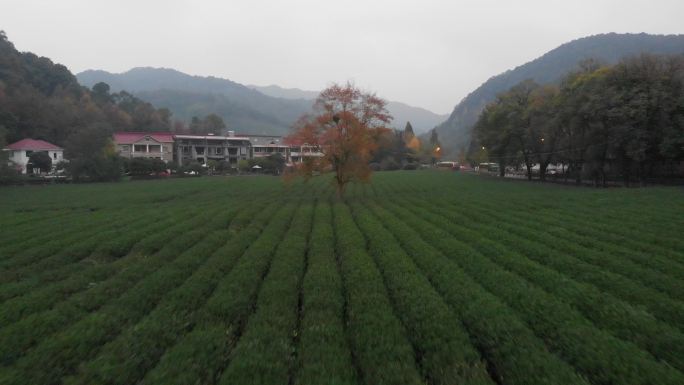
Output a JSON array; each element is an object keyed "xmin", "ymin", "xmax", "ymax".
[
  {"xmin": 471, "ymin": 54, "xmax": 684, "ymax": 185},
  {"xmin": 371, "ymin": 122, "xmax": 443, "ymax": 170}
]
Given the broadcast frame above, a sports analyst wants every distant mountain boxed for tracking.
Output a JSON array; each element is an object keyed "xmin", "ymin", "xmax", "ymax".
[
  {"xmin": 384, "ymin": 101, "xmax": 449, "ymax": 134},
  {"xmin": 436, "ymin": 33, "xmax": 684, "ymax": 157},
  {"xmin": 248, "ymin": 84, "xmax": 448, "ymax": 134},
  {"xmin": 247, "ymin": 84, "xmax": 319, "ymax": 100},
  {"xmin": 78, "ymin": 68, "xmax": 445, "ymax": 136},
  {"xmin": 77, "ymin": 68, "xmax": 313, "ymax": 135}
]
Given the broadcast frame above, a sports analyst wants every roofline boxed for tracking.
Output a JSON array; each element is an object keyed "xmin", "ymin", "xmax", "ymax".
[
  {"xmin": 252, "ymin": 144, "xmax": 290, "ymax": 147},
  {"xmin": 238, "ymin": 133, "xmax": 284, "ymax": 138},
  {"xmin": 113, "ymin": 132, "xmax": 175, "ymax": 144},
  {"xmin": 174, "ymin": 134, "xmax": 251, "ymax": 141},
  {"xmin": 3, "ymin": 146, "xmax": 64, "ymax": 151},
  {"xmin": 113, "ymin": 131, "xmax": 175, "ymax": 135}
]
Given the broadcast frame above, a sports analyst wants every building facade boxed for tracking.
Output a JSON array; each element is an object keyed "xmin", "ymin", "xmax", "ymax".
[
  {"xmin": 288, "ymin": 141, "xmax": 324, "ymax": 164},
  {"xmin": 3, "ymin": 138, "xmax": 64, "ymax": 174},
  {"xmin": 175, "ymin": 134, "xmax": 251, "ymax": 166},
  {"xmin": 243, "ymin": 134, "xmax": 290, "ymax": 160},
  {"xmin": 111, "ymin": 131, "xmax": 325, "ymax": 168},
  {"xmin": 113, "ymin": 132, "xmax": 175, "ymax": 161}
]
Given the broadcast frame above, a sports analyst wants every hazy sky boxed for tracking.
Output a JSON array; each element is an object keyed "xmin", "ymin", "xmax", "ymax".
[{"xmin": 2, "ymin": 0, "xmax": 683, "ymax": 114}]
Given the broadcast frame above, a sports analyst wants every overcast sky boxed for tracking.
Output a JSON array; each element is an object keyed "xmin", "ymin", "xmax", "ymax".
[{"xmin": 2, "ymin": 0, "xmax": 683, "ymax": 114}]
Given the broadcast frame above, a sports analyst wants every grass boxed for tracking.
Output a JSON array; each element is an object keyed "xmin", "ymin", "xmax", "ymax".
[{"xmin": 0, "ymin": 172, "xmax": 682, "ymax": 385}]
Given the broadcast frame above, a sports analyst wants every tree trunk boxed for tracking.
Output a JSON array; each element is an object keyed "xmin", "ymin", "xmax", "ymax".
[
  {"xmin": 336, "ymin": 181, "xmax": 347, "ymax": 197},
  {"xmin": 539, "ymin": 162, "xmax": 548, "ymax": 181},
  {"xmin": 523, "ymin": 153, "xmax": 532, "ymax": 181},
  {"xmin": 335, "ymin": 169, "xmax": 347, "ymax": 197}
]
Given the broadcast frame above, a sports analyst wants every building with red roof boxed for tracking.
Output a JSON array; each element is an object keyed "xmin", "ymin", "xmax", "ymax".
[
  {"xmin": 3, "ymin": 138, "xmax": 64, "ymax": 174},
  {"xmin": 113, "ymin": 132, "xmax": 175, "ymax": 162}
]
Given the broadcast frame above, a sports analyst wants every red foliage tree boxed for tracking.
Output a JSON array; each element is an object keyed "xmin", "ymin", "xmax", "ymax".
[{"xmin": 286, "ymin": 83, "xmax": 392, "ymax": 195}]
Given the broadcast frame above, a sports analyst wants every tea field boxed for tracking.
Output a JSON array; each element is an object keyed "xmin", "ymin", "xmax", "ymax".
[{"xmin": 0, "ymin": 172, "xmax": 683, "ymax": 385}]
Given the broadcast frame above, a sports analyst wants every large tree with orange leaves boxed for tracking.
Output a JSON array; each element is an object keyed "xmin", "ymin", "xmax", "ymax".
[{"xmin": 286, "ymin": 83, "xmax": 392, "ymax": 195}]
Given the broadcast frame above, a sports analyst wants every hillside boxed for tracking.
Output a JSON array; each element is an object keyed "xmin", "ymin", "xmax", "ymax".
[
  {"xmin": 78, "ymin": 68, "xmax": 446, "ymax": 136},
  {"xmin": 0, "ymin": 33, "xmax": 170, "ymax": 147},
  {"xmin": 248, "ymin": 84, "xmax": 448, "ymax": 134},
  {"xmin": 436, "ymin": 33, "xmax": 684, "ymax": 156},
  {"xmin": 77, "ymin": 68, "xmax": 313, "ymax": 136}
]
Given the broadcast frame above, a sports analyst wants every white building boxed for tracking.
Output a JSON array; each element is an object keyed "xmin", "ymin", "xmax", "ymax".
[
  {"xmin": 3, "ymin": 138, "xmax": 64, "ymax": 174},
  {"xmin": 113, "ymin": 132, "xmax": 175, "ymax": 162}
]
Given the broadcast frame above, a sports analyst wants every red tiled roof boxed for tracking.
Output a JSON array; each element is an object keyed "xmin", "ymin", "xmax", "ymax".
[
  {"xmin": 5, "ymin": 138, "xmax": 62, "ymax": 151},
  {"xmin": 113, "ymin": 132, "xmax": 175, "ymax": 144}
]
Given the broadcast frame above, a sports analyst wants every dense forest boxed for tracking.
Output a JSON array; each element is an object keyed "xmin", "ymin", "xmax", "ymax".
[
  {"xmin": 0, "ymin": 32, "xmax": 226, "ymax": 181},
  {"xmin": 435, "ymin": 33, "xmax": 684, "ymax": 157},
  {"xmin": 471, "ymin": 54, "xmax": 684, "ymax": 185},
  {"xmin": 0, "ymin": 33, "xmax": 172, "ymax": 145}
]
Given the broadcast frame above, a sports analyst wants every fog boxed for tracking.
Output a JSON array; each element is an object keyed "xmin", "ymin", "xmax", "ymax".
[{"xmin": 2, "ymin": 0, "xmax": 683, "ymax": 113}]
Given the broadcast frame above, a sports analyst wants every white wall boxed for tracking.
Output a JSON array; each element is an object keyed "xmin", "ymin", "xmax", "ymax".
[{"xmin": 6, "ymin": 149, "xmax": 64, "ymax": 174}]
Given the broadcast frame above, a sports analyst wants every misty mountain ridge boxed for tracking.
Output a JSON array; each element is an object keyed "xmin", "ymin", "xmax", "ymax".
[
  {"xmin": 248, "ymin": 84, "xmax": 448, "ymax": 134},
  {"xmin": 77, "ymin": 67, "xmax": 312, "ymax": 136},
  {"xmin": 246, "ymin": 84, "xmax": 319, "ymax": 100},
  {"xmin": 77, "ymin": 68, "xmax": 446, "ymax": 136},
  {"xmin": 435, "ymin": 32, "xmax": 684, "ymax": 157}
]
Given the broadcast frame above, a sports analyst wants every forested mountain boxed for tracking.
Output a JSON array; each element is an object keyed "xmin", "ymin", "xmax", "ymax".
[
  {"xmin": 436, "ymin": 33, "xmax": 684, "ymax": 157},
  {"xmin": 78, "ymin": 68, "xmax": 313, "ymax": 135},
  {"xmin": 78, "ymin": 68, "xmax": 446, "ymax": 136},
  {"xmin": 0, "ymin": 32, "xmax": 171, "ymax": 147},
  {"xmin": 248, "ymin": 84, "xmax": 448, "ymax": 134}
]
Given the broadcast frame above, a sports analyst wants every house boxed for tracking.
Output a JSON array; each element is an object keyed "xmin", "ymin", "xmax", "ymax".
[
  {"xmin": 175, "ymin": 132, "xmax": 251, "ymax": 166},
  {"xmin": 113, "ymin": 132, "xmax": 175, "ymax": 162},
  {"xmin": 242, "ymin": 134, "xmax": 290, "ymax": 161},
  {"xmin": 3, "ymin": 138, "xmax": 64, "ymax": 174}
]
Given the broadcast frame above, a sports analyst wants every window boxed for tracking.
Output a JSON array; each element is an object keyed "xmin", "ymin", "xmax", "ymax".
[
  {"xmin": 254, "ymin": 147, "xmax": 262, "ymax": 153},
  {"xmin": 122, "ymin": 145, "xmax": 130, "ymax": 152},
  {"xmin": 215, "ymin": 147, "xmax": 223, "ymax": 155},
  {"xmin": 148, "ymin": 145, "xmax": 161, "ymax": 153},
  {"xmin": 133, "ymin": 145, "xmax": 146, "ymax": 153},
  {"xmin": 182, "ymin": 146, "xmax": 190, "ymax": 154},
  {"xmin": 228, "ymin": 148, "xmax": 237, "ymax": 155},
  {"xmin": 195, "ymin": 147, "xmax": 205, "ymax": 155},
  {"xmin": 53, "ymin": 152, "xmax": 57, "ymax": 160}
]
